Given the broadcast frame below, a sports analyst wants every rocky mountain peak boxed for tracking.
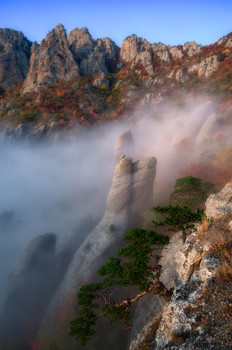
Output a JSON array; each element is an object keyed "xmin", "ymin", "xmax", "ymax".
[
  {"xmin": 183, "ymin": 40, "xmax": 202, "ymax": 56},
  {"xmin": 21, "ymin": 24, "xmax": 79, "ymax": 93},
  {"xmin": 120, "ymin": 34, "xmax": 152, "ymax": 62},
  {"xmin": 68, "ymin": 27, "xmax": 94, "ymax": 61},
  {"xmin": 0, "ymin": 28, "xmax": 31, "ymax": 87}
]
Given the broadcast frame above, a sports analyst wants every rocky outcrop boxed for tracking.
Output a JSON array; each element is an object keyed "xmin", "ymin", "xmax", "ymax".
[
  {"xmin": 114, "ymin": 130, "xmax": 135, "ymax": 160},
  {"xmin": 39, "ymin": 156, "xmax": 156, "ymax": 341},
  {"xmin": 68, "ymin": 27, "xmax": 94, "ymax": 62},
  {"xmin": 0, "ymin": 29, "xmax": 31, "ymax": 87},
  {"xmin": 198, "ymin": 55, "xmax": 220, "ymax": 78},
  {"xmin": 183, "ymin": 41, "xmax": 201, "ymax": 57},
  {"xmin": 69, "ymin": 27, "xmax": 118, "ymax": 86},
  {"xmin": 168, "ymin": 46, "xmax": 183, "ymax": 60},
  {"xmin": 21, "ymin": 24, "xmax": 79, "ymax": 93},
  {"xmin": 120, "ymin": 35, "xmax": 154, "ymax": 75},
  {"xmin": 152, "ymin": 43, "xmax": 170, "ymax": 62},
  {"xmin": 205, "ymin": 181, "xmax": 232, "ymax": 220},
  {"xmin": 129, "ymin": 182, "xmax": 232, "ymax": 350}
]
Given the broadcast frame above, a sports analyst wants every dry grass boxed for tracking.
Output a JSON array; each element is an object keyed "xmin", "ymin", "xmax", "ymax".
[
  {"xmin": 210, "ymin": 229, "xmax": 232, "ymax": 281},
  {"xmin": 197, "ymin": 217, "xmax": 210, "ymax": 238}
]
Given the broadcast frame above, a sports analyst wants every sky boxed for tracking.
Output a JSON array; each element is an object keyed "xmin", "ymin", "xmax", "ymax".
[{"xmin": 0, "ymin": 0, "xmax": 232, "ymax": 47}]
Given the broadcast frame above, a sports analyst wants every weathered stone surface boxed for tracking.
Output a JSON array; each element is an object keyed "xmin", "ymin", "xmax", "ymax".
[
  {"xmin": 68, "ymin": 27, "xmax": 94, "ymax": 61},
  {"xmin": 152, "ymin": 43, "xmax": 170, "ymax": 62},
  {"xmin": 41, "ymin": 156, "xmax": 156, "ymax": 330},
  {"xmin": 114, "ymin": 130, "xmax": 135, "ymax": 160},
  {"xmin": 120, "ymin": 34, "xmax": 151, "ymax": 62},
  {"xmin": 183, "ymin": 41, "xmax": 201, "ymax": 56},
  {"xmin": 205, "ymin": 181, "xmax": 232, "ymax": 220},
  {"xmin": 0, "ymin": 29, "xmax": 31, "ymax": 87},
  {"xmin": 69, "ymin": 28, "xmax": 118, "ymax": 85},
  {"xmin": 22, "ymin": 24, "xmax": 79, "ymax": 93},
  {"xmin": 92, "ymin": 72, "xmax": 109, "ymax": 88},
  {"xmin": 198, "ymin": 55, "xmax": 220, "ymax": 78},
  {"xmin": 169, "ymin": 46, "xmax": 183, "ymax": 60},
  {"xmin": 132, "ymin": 50, "xmax": 154, "ymax": 75},
  {"xmin": 129, "ymin": 183, "xmax": 232, "ymax": 350},
  {"xmin": 188, "ymin": 63, "xmax": 199, "ymax": 74}
]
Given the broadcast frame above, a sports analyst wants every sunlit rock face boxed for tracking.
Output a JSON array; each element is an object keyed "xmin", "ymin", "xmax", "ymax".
[
  {"xmin": 120, "ymin": 34, "xmax": 154, "ymax": 75},
  {"xmin": 0, "ymin": 29, "xmax": 31, "ymax": 87},
  {"xmin": 21, "ymin": 24, "xmax": 79, "ymax": 94},
  {"xmin": 205, "ymin": 181, "xmax": 232, "ymax": 220},
  {"xmin": 39, "ymin": 155, "xmax": 156, "ymax": 340},
  {"xmin": 130, "ymin": 183, "xmax": 232, "ymax": 350},
  {"xmin": 69, "ymin": 27, "xmax": 118, "ymax": 87}
]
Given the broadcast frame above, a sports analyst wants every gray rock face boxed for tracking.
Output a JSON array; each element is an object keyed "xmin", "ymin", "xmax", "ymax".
[
  {"xmin": 114, "ymin": 130, "xmax": 135, "ymax": 160},
  {"xmin": 0, "ymin": 29, "xmax": 31, "ymax": 87},
  {"xmin": 198, "ymin": 55, "xmax": 220, "ymax": 77},
  {"xmin": 69, "ymin": 27, "xmax": 118, "ymax": 85},
  {"xmin": 120, "ymin": 34, "xmax": 151, "ymax": 62},
  {"xmin": 152, "ymin": 43, "xmax": 170, "ymax": 62},
  {"xmin": 120, "ymin": 35, "xmax": 154, "ymax": 75},
  {"xmin": 205, "ymin": 181, "xmax": 232, "ymax": 220},
  {"xmin": 183, "ymin": 41, "xmax": 201, "ymax": 57},
  {"xmin": 21, "ymin": 24, "xmax": 79, "ymax": 93},
  {"xmin": 168, "ymin": 46, "xmax": 183, "ymax": 60},
  {"xmin": 129, "ymin": 182, "xmax": 232, "ymax": 350},
  {"xmin": 68, "ymin": 27, "xmax": 94, "ymax": 62},
  {"xmin": 41, "ymin": 156, "xmax": 156, "ymax": 336}
]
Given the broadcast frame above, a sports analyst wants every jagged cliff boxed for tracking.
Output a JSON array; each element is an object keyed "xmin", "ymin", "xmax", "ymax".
[
  {"xmin": 0, "ymin": 29, "xmax": 31, "ymax": 87},
  {"xmin": 0, "ymin": 25, "xmax": 231, "ymax": 93},
  {"xmin": 0, "ymin": 25, "xmax": 231, "ymax": 134},
  {"xmin": 129, "ymin": 181, "xmax": 232, "ymax": 350},
  {"xmin": 40, "ymin": 155, "xmax": 156, "ymax": 330},
  {"xmin": 21, "ymin": 24, "xmax": 79, "ymax": 93}
]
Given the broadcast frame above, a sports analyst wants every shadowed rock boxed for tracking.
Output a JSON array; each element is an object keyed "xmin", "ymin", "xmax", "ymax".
[
  {"xmin": 0, "ymin": 29, "xmax": 31, "ymax": 87},
  {"xmin": 0, "ymin": 233, "xmax": 57, "ymax": 349}
]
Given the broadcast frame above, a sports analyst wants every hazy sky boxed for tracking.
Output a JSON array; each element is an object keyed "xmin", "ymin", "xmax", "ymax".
[{"xmin": 0, "ymin": 0, "xmax": 231, "ymax": 46}]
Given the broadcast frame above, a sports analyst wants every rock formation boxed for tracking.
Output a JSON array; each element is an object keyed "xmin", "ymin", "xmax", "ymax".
[
  {"xmin": 69, "ymin": 27, "xmax": 119, "ymax": 87},
  {"xmin": 198, "ymin": 55, "xmax": 220, "ymax": 78},
  {"xmin": 21, "ymin": 24, "xmax": 79, "ymax": 93},
  {"xmin": 129, "ymin": 181, "xmax": 232, "ymax": 349},
  {"xmin": 0, "ymin": 29, "xmax": 31, "ymax": 87},
  {"xmin": 39, "ymin": 155, "xmax": 156, "ymax": 341},
  {"xmin": 183, "ymin": 41, "xmax": 201, "ymax": 56},
  {"xmin": 120, "ymin": 35, "xmax": 154, "ymax": 75},
  {"xmin": 114, "ymin": 130, "xmax": 135, "ymax": 160}
]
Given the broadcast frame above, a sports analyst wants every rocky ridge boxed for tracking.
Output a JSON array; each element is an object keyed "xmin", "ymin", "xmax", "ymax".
[
  {"xmin": 21, "ymin": 24, "xmax": 79, "ymax": 93},
  {"xmin": 129, "ymin": 181, "xmax": 232, "ymax": 350},
  {"xmin": 0, "ymin": 25, "xmax": 230, "ymax": 93}
]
